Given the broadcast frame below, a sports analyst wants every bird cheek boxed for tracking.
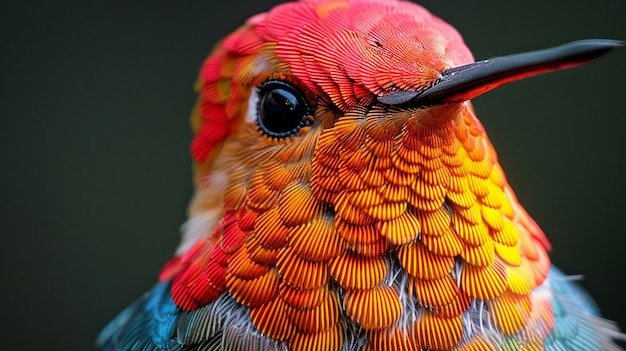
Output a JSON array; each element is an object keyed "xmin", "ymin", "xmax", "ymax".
[{"xmin": 412, "ymin": 103, "xmax": 466, "ymax": 128}]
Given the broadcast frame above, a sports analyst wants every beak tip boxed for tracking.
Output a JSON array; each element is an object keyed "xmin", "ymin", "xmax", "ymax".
[{"xmin": 571, "ymin": 39, "xmax": 623, "ymax": 59}]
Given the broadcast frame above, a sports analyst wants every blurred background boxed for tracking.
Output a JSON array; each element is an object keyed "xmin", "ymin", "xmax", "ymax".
[{"xmin": 2, "ymin": 0, "xmax": 625, "ymax": 349}]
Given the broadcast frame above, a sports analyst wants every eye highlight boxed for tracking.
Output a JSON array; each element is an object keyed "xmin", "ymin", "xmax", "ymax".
[{"xmin": 257, "ymin": 80, "xmax": 313, "ymax": 138}]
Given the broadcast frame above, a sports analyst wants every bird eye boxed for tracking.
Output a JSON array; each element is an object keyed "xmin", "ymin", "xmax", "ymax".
[{"xmin": 257, "ymin": 80, "xmax": 312, "ymax": 138}]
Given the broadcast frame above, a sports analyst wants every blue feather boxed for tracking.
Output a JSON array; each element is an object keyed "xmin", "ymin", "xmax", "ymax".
[
  {"xmin": 96, "ymin": 281, "xmax": 181, "ymax": 351},
  {"xmin": 544, "ymin": 267, "xmax": 623, "ymax": 351}
]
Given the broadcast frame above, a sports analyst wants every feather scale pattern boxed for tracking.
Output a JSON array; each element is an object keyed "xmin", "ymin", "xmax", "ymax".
[{"xmin": 97, "ymin": 0, "xmax": 623, "ymax": 350}]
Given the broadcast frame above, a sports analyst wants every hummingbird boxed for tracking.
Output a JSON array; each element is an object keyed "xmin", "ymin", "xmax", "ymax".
[{"xmin": 96, "ymin": 0, "xmax": 623, "ymax": 350}]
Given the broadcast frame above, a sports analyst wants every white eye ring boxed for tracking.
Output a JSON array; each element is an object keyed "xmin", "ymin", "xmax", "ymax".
[{"xmin": 245, "ymin": 87, "xmax": 261, "ymax": 124}]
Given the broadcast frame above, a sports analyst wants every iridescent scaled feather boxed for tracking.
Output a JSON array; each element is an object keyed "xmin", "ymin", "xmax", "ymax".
[{"xmin": 96, "ymin": 0, "xmax": 623, "ymax": 350}]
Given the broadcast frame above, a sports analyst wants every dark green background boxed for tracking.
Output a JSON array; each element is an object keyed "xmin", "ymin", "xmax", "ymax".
[{"xmin": 2, "ymin": 1, "xmax": 625, "ymax": 349}]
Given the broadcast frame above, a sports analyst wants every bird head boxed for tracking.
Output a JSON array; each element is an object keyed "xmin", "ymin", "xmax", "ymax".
[{"xmin": 159, "ymin": 0, "xmax": 620, "ymax": 349}]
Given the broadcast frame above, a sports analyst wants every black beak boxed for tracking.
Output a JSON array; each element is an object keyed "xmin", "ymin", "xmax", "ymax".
[{"xmin": 378, "ymin": 39, "xmax": 622, "ymax": 106}]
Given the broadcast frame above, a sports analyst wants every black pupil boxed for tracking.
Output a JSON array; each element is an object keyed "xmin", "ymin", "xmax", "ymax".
[{"xmin": 259, "ymin": 81, "xmax": 309, "ymax": 137}]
